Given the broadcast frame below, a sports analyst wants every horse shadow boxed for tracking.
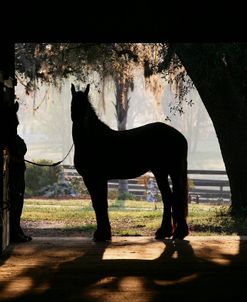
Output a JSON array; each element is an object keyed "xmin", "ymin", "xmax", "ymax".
[{"xmin": 2, "ymin": 237, "xmax": 247, "ymax": 301}]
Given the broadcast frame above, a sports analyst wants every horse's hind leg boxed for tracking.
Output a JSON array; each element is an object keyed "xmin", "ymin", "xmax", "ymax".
[
  {"xmin": 170, "ymin": 161, "xmax": 189, "ymax": 240},
  {"xmin": 153, "ymin": 172, "xmax": 173, "ymax": 239},
  {"xmin": 83, "ymin": 177, "xmax": 111, "ymax": 241}
]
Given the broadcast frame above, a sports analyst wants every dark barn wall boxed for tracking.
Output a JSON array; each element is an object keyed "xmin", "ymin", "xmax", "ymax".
[{"xmin": 1, "ymin": 43, "xmax": 15, "ymax": 254}]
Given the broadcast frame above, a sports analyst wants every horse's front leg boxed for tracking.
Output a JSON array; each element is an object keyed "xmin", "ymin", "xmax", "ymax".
[
  {"xmin": 153, "ymin": 174, "xmax": 173, "ymax": 239},
  {"xmin": 170, "ymin": 172, "xmax": 189, "ymax": 240},
  {"xmin": 84, "ymin": 177, "xmax": 111, "ymax": 241}
]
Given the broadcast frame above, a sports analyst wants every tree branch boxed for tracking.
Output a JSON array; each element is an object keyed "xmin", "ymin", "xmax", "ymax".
[{"xmin": 157, "ymin": 43, "xmax": 177, "ymax": 73}]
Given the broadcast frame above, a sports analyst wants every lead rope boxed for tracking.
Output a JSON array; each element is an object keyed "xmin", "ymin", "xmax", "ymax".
[{"xmin": 24, "ymin": 144, "xmax": 74, "ymax": 167}]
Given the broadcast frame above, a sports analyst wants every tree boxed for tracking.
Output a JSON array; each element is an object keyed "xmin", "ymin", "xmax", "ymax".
[
  {"xmin": 15, "ymin": 43, "xmax": 162, "ymax": 198},
  {"xmin": 16, "ymin": 42, "xmax": 247, "ymax": 214},
  {"xmin": 160, "ymin": 43, "xmax": 247, "ymax": 214}
]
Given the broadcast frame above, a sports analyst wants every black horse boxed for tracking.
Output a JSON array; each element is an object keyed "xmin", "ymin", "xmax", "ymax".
[{"xmin": 71, "ymin": 83, "xmax": 189, "ymax": 241}]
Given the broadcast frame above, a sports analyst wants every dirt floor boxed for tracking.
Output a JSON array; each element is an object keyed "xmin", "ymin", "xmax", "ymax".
[
  {"xmin": 1, "ymin": 235, "xmax": 247, "ymax": 301},
  {"xmin": 22, "ymin": 221, "xmax": 85, "ymax": 237}
]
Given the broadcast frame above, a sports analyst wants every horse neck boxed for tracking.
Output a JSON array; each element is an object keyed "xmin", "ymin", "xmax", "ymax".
[
  {"xmin": 73, "ymin": 103, "xmax": 111, "ymax": 139},
  {"xmin": 87, "ymin": 102, "xmax": 111, "ymax": 131}
]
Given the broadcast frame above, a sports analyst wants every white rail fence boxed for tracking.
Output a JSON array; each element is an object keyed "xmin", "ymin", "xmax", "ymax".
[{"xmin": 62, "ymin": 165, "xmax": 231, "ymax": 204}]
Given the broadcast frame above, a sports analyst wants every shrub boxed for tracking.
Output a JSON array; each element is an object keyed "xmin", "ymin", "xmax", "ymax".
[
  {"xmin": 25, "ymin": 160, "xmax": 60, "ymax": 197},
  {"xmin": 68, "ymin": 177, "xmax": 89, "ymax": 197}
]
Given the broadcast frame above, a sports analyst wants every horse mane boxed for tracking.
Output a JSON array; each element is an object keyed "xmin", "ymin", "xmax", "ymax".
[{"xmin": 72, "ymin": 89, "xmax": 111, "ymax": 133}]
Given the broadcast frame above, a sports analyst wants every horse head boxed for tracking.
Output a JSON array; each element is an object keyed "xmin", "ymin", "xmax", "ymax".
[
  {"xmin": 71, "ymin": 83, "xmax": 90, "ymax": 97},
  {"xmin": 71, "ymin": 83, "xmax": 90, "ymax": 122}
]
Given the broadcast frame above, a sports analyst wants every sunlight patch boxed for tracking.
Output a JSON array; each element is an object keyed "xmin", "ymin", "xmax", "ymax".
[
  {"xmin": 103, "ymin": 242, "xmax": 165, "ymax": 260},
  {"xmin": 1, "ymin": 277, "xmax": 33, "ymax": 299}
]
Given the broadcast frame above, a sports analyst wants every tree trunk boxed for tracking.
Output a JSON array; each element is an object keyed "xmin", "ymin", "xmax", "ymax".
[
  {"xmin": 118, "ymin": 180, "xmax": 129, "ymax": 199},
  {"xmin": 205, "ymin": 90, "xmax": 247, "ymax": 211},
  {"xmin": 114, "ymin": 77, "xmax": 131, "ymax": 198},
  {"xmin": 175, "ymin": 44, "xmax": 247, "ymax": 213},
  {"xmin": 217, "ymin": 122, "xmax": 247, "ymax": 212}
]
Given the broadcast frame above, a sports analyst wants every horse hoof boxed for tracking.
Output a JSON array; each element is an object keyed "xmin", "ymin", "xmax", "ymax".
[
  {"xmin": 172, "ymin": 226, "xmax": 189, "ymax": 240},
  {"xmin": 93, "ymin": 230, "xmax": 112, "ymax": 242},
  {"xmin": 93, "ymin": 237, "xmax": 112, "ymax": 242},
  {"xmin": 155, "ymin": 228, "xmax": 173, "ymax": 240}
]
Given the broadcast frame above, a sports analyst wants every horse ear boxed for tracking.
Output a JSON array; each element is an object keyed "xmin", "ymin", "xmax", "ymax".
[
  {"xmin": 85, "ymin": 84, "xmax": 90, "ymax": 95},
  {"xmin": 71, "ymin": 83, "xmax": 76, "ymax": 96}
]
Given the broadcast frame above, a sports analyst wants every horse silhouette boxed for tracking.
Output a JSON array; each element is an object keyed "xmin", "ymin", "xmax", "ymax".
[{"xmin": 71, "ymin": 83, "xmax": 189, "ymax": 241}]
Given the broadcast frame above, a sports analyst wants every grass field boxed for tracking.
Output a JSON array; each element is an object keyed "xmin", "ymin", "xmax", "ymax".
[{"xmin": 22, "ymin": 199, "xmax": 247, "ymax": 237}]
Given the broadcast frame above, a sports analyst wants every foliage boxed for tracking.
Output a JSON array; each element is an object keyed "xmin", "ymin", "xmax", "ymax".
[
  {"xmin": 117, "ymin": 191, "xmax": 139, "ymax": 201},
  {"xmin": 15, "ymin": 43, "xmax": 168, "ymax": 123},
  {"xmin": 25, "ymin": 160, "xmax": 60, "ymax": 197},
  {"xmin": 16, "ymin": 43, "xmax": 247, "ymax": 117},
  {"xmin": 15, "ymin": 43, "xmax": 173, "ymax": 198},
  {"xmin": 15, "ymin": 43, "xmax": 165, "ymax": 93},
  {"xmin": 15, "ymin": 43, "xmax": 195, "ymax": 120},
  {"xmin": 37, "ymin": 182, "xmax": 78, "ymax": 198},
  {"xmin": 68, "ymin": 177, "xmax": 89, "ymax": 197}
]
